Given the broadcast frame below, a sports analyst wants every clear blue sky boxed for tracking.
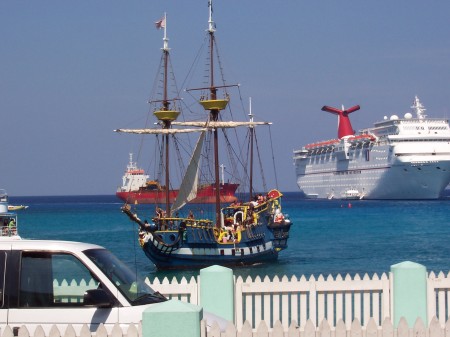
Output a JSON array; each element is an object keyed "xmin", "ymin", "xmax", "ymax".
[{"xmin": 1, "ymin": 1, "xmax": 449, "ymax": 196}]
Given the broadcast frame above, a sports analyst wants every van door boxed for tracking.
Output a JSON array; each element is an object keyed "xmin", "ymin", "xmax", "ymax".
[
  {"xmin": 0, "ymin": 251, "xmax": 7, "ymax": 333},
  {"xmin": 7, "ymin": 251, "xmax": 119, "ymax": 334}
]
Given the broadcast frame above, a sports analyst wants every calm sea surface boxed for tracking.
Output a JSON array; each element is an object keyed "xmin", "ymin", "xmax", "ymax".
[{"xmin": 9, "ymin": 193, "xmax": 450, "ymax": 281}]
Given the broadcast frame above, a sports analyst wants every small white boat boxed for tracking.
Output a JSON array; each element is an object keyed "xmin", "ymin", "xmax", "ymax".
[
  {"xmin": 342, "ymin": 189, "xmax": 361, "ymax": 200},
  {"xmin": 0, "ymin": 189, "xmax": 21, "ymax": 239},
  {"xmin": 8, "ymin": 205, "xmax": 28, "ymax": 211}
]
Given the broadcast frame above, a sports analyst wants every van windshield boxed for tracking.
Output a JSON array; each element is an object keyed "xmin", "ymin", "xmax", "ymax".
[{"xmin": 84, "ymin": 249, "xmax": 166, "ymax": 305}]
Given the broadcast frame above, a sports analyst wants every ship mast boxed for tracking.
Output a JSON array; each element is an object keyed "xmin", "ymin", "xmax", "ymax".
[
  {"xmin": 153, "ymin": 13, "xmax": 180, "ymax": 216},
  {"xmin": 249, "ymin": 98, "xmax": 254, "ymax": 202},
  {"xmin": 200, "ymin": 0, "xmax": 230, "ymax": 227},
  {"xmin": 412, "ymin": 96, "xmax": 427, "ymax": 119}
]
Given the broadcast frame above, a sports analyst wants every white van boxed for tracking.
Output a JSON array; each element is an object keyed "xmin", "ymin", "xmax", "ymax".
[{"xmin": 0, "ymin": 239, "xmax": 226, "ymax": 335}]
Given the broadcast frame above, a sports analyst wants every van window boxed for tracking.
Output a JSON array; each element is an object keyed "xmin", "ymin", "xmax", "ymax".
[
  {"xmin": 0, "ymin": 251, "xmax": 5, "ymax": 307},
  {"xmin": 19, "ymin": 252, "xmax": 100, "ymax": 307},
  {"xmin": 84, "ymin": 249, "xmax": 165, "ymax": 305}
]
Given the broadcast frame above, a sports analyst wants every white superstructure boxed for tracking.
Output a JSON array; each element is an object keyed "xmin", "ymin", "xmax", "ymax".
[
  {"xmin": 293, "ymin": 97, "xmax": 450, "ymax": 199},
  {"xmin": 117, "ymin": 153, "xmax": 149, "ymax": 192}
]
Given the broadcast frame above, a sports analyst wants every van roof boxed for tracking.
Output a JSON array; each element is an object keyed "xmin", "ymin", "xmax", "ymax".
[{"xmin": 0, "ymin": 239, "xmax": 104, "ymax": 252}]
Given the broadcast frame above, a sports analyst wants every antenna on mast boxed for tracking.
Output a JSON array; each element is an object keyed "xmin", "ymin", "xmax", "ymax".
[{"xmin": 412, "ymin": 96, "xmax": 427, "ymax": 119}]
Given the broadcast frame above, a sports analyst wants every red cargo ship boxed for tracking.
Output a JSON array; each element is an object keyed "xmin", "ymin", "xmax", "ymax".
[{"xmin": 116, "ymin": 154, "xmax": 239, "ymax": 204}]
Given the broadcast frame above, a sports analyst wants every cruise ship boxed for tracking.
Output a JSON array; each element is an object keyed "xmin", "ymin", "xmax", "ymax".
[{"xmin": 293, "ymin": 96, "xmax": 450, "ymax": 199}]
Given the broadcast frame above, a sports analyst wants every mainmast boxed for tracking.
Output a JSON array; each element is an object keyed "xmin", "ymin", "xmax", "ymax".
[
  {"xmin": 198, "ymin": 0, "xmax": 230, "ymax": 227},
  {"xmin": 153, "ymin": 13, "xmax": 180, "ymax": 216}
]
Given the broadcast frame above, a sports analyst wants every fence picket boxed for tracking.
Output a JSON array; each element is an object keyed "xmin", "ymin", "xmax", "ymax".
[
  {"xmin": 244, "ymin": 276, "xmax": 254, "ymax": 327},
  {"xmin": 287, "ymin": 321, "xmax": 300, "ymax": 337},
  {"xmin": 2, "ymin": 326, "xmax": 14, "ymax": 337},
  {"xmin": 429, "ymin": 317, "xmax": 442, "ymax": 337},
  {"xmin": 350, "ymin": 318, "xmax": 362, "ymax": 337},
  {"xmin": 363, "ymin": 274, "xmax": 371, "ymax": 326},
  {"xmin": 272, "ymin": 321, "xmax": 284, "ymax": 337},
  {"xmin": 126, "ymin": 324, "xmax": 139, "ymax": 337},
  {"xmin": 253, "ymin": 276, "xmax": 262, "ymax": 329},
  {"xmin": 413, "ymin": 318, "xmax": 426, "ymax": 337},
  {"xmin": 208, "ymin": 321, "xmax": 221, "ymax": 337},
  {"xmin": 33, "ymin": 326, "xmax": 45, "ymax": 337},
  {"xmin": 319, "ymin": 318, "xmax": 331, "ymax": 337},
  {"xmin": 335, "ymin": 319, "xmax": 346, "ymax": 337},
  {"xmin": 344, "ymin": 274, "xmax": 353, "ymax": 329},
  {"xmin": 308, "ymin": 276, "xmax": 317, "ymax": 327},
  {"xmin": 381, "ymin": 273, "xmax": 390, "ymax": 325},
  {"xmin": 263, "ymin": 276, "xmax": 271, "ymax": 329},
  {"xmin": 78, "ymin": 324, "xmax": 91, "ymax": 337},
  {"xmin": 353, "ymin": 275, "xmax": 362, "ymax": 325},
  {"xmin": 444, "ymin": 317, "xmax": 450, "ymax": 337},
  {"xmin": 366, "ymin": 318, "xmax": 378, "ymax": 337},
  {"xmin": 397, "ymin": 318, "xmax": 409, "ymax": 337},
  {"xmin": 381, "ymin": 317, "xmax": 393, "ymax": 337},
  {"xmin": 304, "ymin": 319, "xmax": 316, "ymax": 337},
  {"xmin": 241, "ymin": 321, "xmax": 253, "ymax": 337},
  {"xmin": 317, "ymin": 275, "xmax": 325, "ymax": 325},
  {"xmin": 325, "ymin": 276, "xmax": 334, "ymax": 326},
  {"xmin": 17, "ymin": 326, "xmax": 29, "ymax": 337},
  {"xmin": 62, "ymin": 324, "xmax": 76, "ymax": 337},
  {"xmin": 281, "ymin": 276, "xmax": 290, "ymax": 330},
  {"xmin": 95, "ymin": 324, "xmax": 107, "ymax": 337},
  {"xmin": 234, "ymin": 276, "xmax": 244, "ymax": 330},
  {"xmin": 299, "ymin": 275, "xmax": 308, "ymax": 327},
  {"xmin": 255, "ymin": 320, "xmax": 268, "ymax": 337}
]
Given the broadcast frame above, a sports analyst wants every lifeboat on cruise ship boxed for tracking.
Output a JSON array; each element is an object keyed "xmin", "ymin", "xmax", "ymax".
[
  {"xmin": 347, "ymin": 134, "xmax": 376, "ymax": 145},
  {"xmin": 305, "ymin": 139, "xmax": 340, "ymax": 151}
]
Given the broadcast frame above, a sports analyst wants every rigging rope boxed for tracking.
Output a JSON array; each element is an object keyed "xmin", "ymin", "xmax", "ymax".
[{"xmin": 254, "ymin": 130, "xmax": 267, "ymax": 192}]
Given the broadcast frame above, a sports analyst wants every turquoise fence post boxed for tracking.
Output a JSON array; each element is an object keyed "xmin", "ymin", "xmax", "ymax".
[
  {"xmin": 200, "ymin": 265, "xmax": 234, "ymax": 322},
  {"xmin": 391, "ymin": 261, "xmax": 427, "ymax": 327},
  {"xmin": 142, "ymin": 299, "xmax": 203, "ymax": 337}
]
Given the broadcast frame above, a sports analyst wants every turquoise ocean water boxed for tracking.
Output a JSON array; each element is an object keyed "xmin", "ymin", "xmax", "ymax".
[{"xmin": 9, "ymin": 193, "xmax": 450, "ymax": 281}]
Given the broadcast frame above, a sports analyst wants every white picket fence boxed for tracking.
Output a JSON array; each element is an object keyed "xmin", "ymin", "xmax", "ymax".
[
  {"xmin": 3, "ymin": 316, "xmax": 450, "ymax": 337},
  {"xmin": 50, "ymin": 269, "xmax": 450, "ymax": 331},
  {"xmin": 148, "ymin": 270, "xmax": 450, "ymax": 329}
]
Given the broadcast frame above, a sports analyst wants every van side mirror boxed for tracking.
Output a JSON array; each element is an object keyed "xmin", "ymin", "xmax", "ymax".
[{"xmin": 83, "ymin": 289, "xmax": 113, "ymax": 308}]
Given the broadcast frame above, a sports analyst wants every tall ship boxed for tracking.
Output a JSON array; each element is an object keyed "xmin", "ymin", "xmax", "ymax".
[
  {"xmin": 293, "ymin": 96, "xmax": 450, "ymax": 200},
  {"xmin": 115, "ymin": 2, "xmax": 292, "ymax": 269},
  {"xmin": 116, "ymin": 153, "xmax": 239, "ymax": 204}
]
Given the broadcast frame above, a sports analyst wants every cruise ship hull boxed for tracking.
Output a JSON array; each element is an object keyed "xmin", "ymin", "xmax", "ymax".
[
  {"xmin": 296, "ymin": 153, "xmax": 450, "ymax": 200},
  {"xmin": 293, "ymin": 97, "xmax": 450, "ymax": 200}
]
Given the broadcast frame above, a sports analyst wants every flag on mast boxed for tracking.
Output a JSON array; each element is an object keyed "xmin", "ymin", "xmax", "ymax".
[{"xmin": 155, "ymin": 17, "xmax": 166, "ymax": 29}]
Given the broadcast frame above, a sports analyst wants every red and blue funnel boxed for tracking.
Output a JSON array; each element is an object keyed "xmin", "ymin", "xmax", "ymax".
[{"xmin": 321, "ymin": 105, "xmax": 360, "ymax": 139}]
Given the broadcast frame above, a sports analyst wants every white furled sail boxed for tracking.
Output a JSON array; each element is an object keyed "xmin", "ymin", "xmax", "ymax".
[
  {"xmin": 114, "ymin": 128, "xmax": 207, "ymax": 135},
  {"xmin": 172, "ymin": 121, "xmax": 272, "ymax": 128},
  {"xmin": 171, "ymin": 131, "xmax": 206, "ymax": 213}
]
